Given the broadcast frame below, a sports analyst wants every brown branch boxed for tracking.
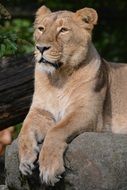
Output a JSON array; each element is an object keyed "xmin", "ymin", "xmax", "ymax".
[{"xmin": 0, "ymin": 53, "xmax": 34, "ymax": 130}]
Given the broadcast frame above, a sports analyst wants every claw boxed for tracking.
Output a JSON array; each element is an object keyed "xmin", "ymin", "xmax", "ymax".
[
  {"xmin": 19, "ymin": 160, "xmax": 36, "ymax": 176},
  {"xmin": 40, "ymin": 170, "xmax": 62, "ymax": 186}
]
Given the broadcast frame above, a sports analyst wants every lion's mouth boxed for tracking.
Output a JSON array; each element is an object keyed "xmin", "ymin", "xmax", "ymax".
[{"xmin": 39, "ymin": 57, "xmax": 62, "ymax": 69}]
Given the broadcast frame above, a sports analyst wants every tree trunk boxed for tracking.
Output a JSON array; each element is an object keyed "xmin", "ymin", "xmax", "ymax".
[{"xmin": 0, "ymin": 53, "xmax": 34, "ymax": 130}]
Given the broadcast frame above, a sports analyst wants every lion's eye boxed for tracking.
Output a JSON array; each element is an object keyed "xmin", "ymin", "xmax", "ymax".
[
  {"xmin": 38, "ymin": 26, "xmax": 45, "ymax": 32},
  {"xmin": 59, "ymin": 27, "xmax": 69, "ymax": 33}
]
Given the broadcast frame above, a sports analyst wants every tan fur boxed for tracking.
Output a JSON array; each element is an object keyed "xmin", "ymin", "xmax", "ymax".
[{"xmin": 18, "ymin": 6, "xmax": 127, "ymax": 186}]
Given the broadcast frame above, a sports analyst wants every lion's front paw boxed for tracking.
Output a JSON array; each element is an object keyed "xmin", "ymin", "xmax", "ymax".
[
  {"xmin": 18, "ymin": 136, "xmax": 40, "ymax": 176},
  {"xmin": 39, "ymin": 143, "xmax": 66, "ymax": 186},
  {"xmin": 19, "ymin": 150, "xmax": 39, "ymax": 176},
  {"xmin": 20, "ymin": 159, "xmax": 35, "ymax": 176}
]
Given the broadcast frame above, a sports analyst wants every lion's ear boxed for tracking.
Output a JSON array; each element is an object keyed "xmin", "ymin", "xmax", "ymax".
[
  {"xmin": 76, "ymin": 7, "xmax": 98, "ymax": 28},
  {"xmin": 34, "ymin": 6, "xmax": 51, "ymax": 25}
]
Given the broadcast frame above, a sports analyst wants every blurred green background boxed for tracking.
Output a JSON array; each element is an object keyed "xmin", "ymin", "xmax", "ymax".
[{"xmin": 0, "ymin": 0, "xmax": 127, "ymax": 135}]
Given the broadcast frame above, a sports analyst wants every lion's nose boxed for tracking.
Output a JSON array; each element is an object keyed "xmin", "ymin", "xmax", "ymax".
[{"xmin": 36, "ymin": 46, "xmax": 50, "ymax": 54}]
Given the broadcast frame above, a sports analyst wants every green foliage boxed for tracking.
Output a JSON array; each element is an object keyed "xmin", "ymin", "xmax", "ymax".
[
  {"xmin": 13, "ymin": 123, "xmax": 22, "ymax": 139},
  {"xmin": 93, "ymin": 20, "xmax": 127, "ymax": 62},
  {"xmin": 0, "ymin": 19, "xmax": 34, "ymax": 58}
]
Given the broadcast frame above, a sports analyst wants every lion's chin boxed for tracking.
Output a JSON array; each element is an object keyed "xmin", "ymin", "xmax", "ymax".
[{"xmin": 39, "ymin": 57, "xmax": 63, "ymax": 70}]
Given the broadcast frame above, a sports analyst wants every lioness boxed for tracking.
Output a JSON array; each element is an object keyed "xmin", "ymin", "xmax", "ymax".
[{"xmin": 18, "ymin": 6, "xmax": 127, "ymax": 186}]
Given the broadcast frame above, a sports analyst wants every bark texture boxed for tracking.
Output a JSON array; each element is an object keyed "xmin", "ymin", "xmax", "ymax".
[{"xmin": 0, "ymin": 53, "xmax": 34, "ymax": 130}]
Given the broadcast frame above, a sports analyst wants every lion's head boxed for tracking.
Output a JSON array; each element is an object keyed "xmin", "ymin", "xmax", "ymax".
[{"xmin": 34, "ymin": 6, "xmax": 98, "ymax": 73}]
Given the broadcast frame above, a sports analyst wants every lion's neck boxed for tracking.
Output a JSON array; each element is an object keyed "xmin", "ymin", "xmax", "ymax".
[
  {"xmin": 85, "ymin": 43, "xmax": 101, "ymax": 71},
  {"xmin": 72, "ymin": 43, "xmax": 101, "ymax": 84},
  {"xmin": 43, "ymin": 43, "xmax": 101, "ymax": 88}
]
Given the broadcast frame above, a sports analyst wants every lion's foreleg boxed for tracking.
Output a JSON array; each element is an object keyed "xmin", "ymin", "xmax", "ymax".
[
  {"xmin": 39, "ymin": 108, "xmax": 98, "ymax": 185},
  {"xmin": 18, "ymin": 107, "xmax": 55, "ymax": 176}
]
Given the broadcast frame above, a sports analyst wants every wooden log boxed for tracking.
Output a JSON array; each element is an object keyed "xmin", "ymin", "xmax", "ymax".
[{"xmin": 0, "ymin": 53, "xmax": 34, "ymax": 130}]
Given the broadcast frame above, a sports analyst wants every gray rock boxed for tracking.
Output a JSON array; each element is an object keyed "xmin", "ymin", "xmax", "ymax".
[
  {"xmin": 5, "ymin": 133, "xmax": 127, "ymax": 190},
  {"xmin": 5, "ymin": 140, "xmax": 29, "ymax": 190},
  {"xmin": 64, "ymin": 133, "xmax": 127, "ymax": 190}
]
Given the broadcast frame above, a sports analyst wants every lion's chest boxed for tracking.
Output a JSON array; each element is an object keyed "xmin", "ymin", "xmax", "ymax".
[
  {"xmin": 34, "ymin": 69, "xmax": 90, "ymax": 123},
  {"xmin": 37, "ymin": 87, "xmax": 71, "ymax": 122}
]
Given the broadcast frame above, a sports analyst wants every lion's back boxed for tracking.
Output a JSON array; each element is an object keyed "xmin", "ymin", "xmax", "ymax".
[{"xmin": 104, "ymin": 62, "xmax": 127, "ymax": 134}]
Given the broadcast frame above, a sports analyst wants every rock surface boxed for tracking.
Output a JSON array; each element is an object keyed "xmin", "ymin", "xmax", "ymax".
[
  {"xmin": 5, "ymin": 140, "xmax": 30, "ymax": 190},
  {"xmin": 5, "ymin": 133, "xmax": 127, "ymax": 190}
]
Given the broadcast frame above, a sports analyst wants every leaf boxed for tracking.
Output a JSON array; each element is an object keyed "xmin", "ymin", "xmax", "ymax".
[
  {"xmin": 5, "ymin": 39, "xmax": 17, "ymax": 51},
  {"xmin": 0, "ymin": 44, "xmax": 6, "ymax": 57}
]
